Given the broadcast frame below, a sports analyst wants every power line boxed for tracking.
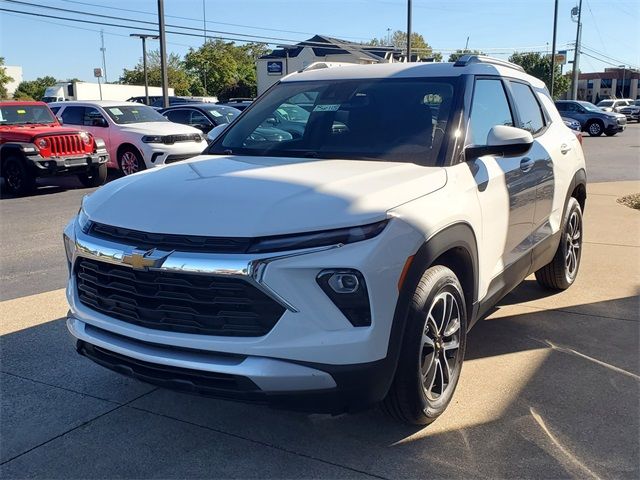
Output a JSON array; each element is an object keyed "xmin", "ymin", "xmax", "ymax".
[{"xmin": 581, "ymin": 44, "xmax": 639, "ymax": 69}]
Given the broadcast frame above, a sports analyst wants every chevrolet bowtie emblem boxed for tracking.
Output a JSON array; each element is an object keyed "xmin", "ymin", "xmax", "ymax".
[{"xmin": 122, "ymin": 248, "xmax": 172, "ymax": 270}]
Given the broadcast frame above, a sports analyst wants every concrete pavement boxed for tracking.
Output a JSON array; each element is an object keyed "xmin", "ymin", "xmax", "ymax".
[{"xmin": 1, "ymin": 180, "xmax": 638, "ymax": 479}]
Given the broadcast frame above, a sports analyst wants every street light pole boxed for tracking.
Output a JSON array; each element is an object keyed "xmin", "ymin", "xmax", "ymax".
[
  {"xmin": 406, "ymin": 0, "xmax": 412, "ymax": 62},
  {"xmin": 550, "ymin": 0, "xmax": 559, "ymax": 98},
  {"xmin": 157, "ymin": 0, "xmax": 169, "ymax": 108},
  {"xmin": 570, "ymin": 0, "xmax": 583, "ymax": 100},
  {"xmin": 619, "ymin": 65, "xmax": 626, "ymax": 98},
  {"xmin": 130, "ymin": 34, "xmax": 159, "ymax": 105}
]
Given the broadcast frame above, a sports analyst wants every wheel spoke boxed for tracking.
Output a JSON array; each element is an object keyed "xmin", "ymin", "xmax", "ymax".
[
  {"xmin": 443, "ymin": 315, "xmax": 460, "ymax": 337},
  {"xmin": 443, "ymin": 338, "xmax": 460, "ymax": 351},
  {"xmin": 441, "ymin": 353, "xmax": 452, "ymax": 385}
]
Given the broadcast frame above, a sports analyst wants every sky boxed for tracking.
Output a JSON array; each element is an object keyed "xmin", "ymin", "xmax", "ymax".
[{"xmin": 1, "ymin": 0, "xmax": 639, "ymax": 83}]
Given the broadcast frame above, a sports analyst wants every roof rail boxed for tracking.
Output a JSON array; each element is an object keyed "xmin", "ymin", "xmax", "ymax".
[{"xmin": 454, "ymin": 55, "xmax": 525, "ymax": 72}]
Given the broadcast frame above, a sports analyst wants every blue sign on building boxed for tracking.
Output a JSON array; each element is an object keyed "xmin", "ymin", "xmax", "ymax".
[{"xmin": 267, "ymin": 61, "xmax": 283, "ymax": 75}]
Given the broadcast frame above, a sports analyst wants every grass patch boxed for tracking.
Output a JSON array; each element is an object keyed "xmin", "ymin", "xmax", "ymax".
[{"xmin": 617, "ymin": 193, "xmax": 640, "ymax": 210}]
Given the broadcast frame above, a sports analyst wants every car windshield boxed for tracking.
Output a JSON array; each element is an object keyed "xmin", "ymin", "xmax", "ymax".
[
  {"xmin": 597, "ymin": 100, "xmax": 614, "ymax": 107},
  {"xmin": 202, "ymin": 105, "xmax": 240, "ymax": 124},
  {"xmin": 577, "ymin": 101, "xmax": 602, "ymax": 112},
  {"xmin": 104, "ymin": 105, "xmax": 168, "ymax": 124},
  {"xmin": 210, "ymin": 77, "xmax": 458, "ymax": 165},
  {"xmin": 0, "ymin": 104, "xmax": 56, "ymax": 125}
]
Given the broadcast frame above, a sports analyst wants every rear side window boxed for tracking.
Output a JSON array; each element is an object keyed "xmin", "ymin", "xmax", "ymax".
[
  {"xmin": 468, "ymin": 79, "xmax": 513, "ymax": 145},
  {"xmin": 61, "ymin": 106, "xmax": 84, "ymax": 125},
  {"xmin": 509, "ymin": 82, "xmax": 545, "ymax": 135}
]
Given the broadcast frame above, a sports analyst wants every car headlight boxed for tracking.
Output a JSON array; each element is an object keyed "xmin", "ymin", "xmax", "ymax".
[
  {"xmin": 247, "ymin": 219, "xmax": 388, "ymax": 254},
  {"xmin": 142, "ymin": 135, "xmax": 165, "ymax": 143},
  {"xmin": 79, "ymin": 131, "xmax": 91, "ymax": 145}
]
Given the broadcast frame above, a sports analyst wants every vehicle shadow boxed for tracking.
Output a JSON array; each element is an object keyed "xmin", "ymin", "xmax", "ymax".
[
  {"xmin": 0, "ymin": 170, "xmax": 120, "ymax": 199},
  {"xmin": 1, "ymin": 294, "xmax": 638, "ymax": 478}
]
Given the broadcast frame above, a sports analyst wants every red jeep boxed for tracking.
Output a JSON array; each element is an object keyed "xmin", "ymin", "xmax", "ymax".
[{"xmin": 0, "ymin": 101, "xmax": 109, "ymax": 195}]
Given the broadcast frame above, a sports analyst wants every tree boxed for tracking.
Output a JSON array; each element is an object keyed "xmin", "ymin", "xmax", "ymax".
[
  {"xmin": 448, "ymin": 49, "xmax": 484, "ymax": 62},
  {"xmin": 12, "ymin": 76, "xmax": 57, "ymax": 101},
  {"xmin": 120, "ymin": 51, "xmax": 193, "ymax": 95},
  {"xmin": 0, "ymin": 57, "xmax": 14, "ymax": 99},
  {"xmin": 369, "ymin": 31, "xmax": 442, "ymax": 61},
  {"xmin": 184, "ymin": 40, "xmax": 268, "ymax": 99},
  {"xmin": 508, "ymin": 52, "xmax": 570, "ymax": 99}
]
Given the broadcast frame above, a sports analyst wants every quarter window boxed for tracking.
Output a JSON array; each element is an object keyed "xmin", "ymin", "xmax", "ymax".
[
  {"xmin": 509, "ymin": 82, "xmax": 545, "ymax": 135},
  {"xmin": 468, "ymin": 79, "xmax": 514, "ymax": 145}
]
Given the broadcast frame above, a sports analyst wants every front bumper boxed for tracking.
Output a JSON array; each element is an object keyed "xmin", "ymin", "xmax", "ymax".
[{"xmin": 28, "ymin": 150, "xmax": 109, "ymax": 177}]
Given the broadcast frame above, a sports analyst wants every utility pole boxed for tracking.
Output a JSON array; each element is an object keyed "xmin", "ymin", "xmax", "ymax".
[
  {"xmin": 550, "ymin": 0, "xmax": 559, "ymax": 98},
  {"xmin": 203, "ymin": 0, "xmax": 207, "ymax": 94},
  {"xmin": 619, "ymin": 65, "xmax": 626, "ymax": 97},
  {"xmin": 100, "ymin": 30, "xmax": 108, "ymax": 83},
  {"xmin": 157, "ymin": 0, "xmax": 169, "ymax": 108},
  {"xmin": 386, "ymin": 28, "xmax": 391, "ymax": 45},
  {"xmin": 130, "ymin": 34, "xmax": 159, "ymax": 105},
  {"xmin": 570, "ymin": 0, "xmax": 583, "ymax": 100},
  {"xmin": 464, "ymin": 36, "xmax": 470, "ymax": 51},
  {"xmin": 406, "ymin": 0, "xmax": 412, "ymax": 62}
]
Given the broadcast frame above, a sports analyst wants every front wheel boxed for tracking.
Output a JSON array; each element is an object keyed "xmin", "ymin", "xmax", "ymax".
[
  {"xmin": 2, "ymin": 156, "xmax": 36, "ymax": 195},
  {"xmin": 117, "ymin": 147, "xmax": 145, "ymax": 176},
  {"xmin": 535, "ymin": 197, "xmax": 583, "ymax": 290},
  {"xmin": 382, "ymin": 265, "xmax": 467, "ymax": 425},
  {"xmin": 586, "ymin": 121, "xmax": 603, "ymax": 136},
  {"xmin": 78, "ymin": 163, "xmax": 108, "ymax": 188}
]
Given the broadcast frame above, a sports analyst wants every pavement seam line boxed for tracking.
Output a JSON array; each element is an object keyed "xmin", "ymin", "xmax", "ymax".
[
  {"xmin": 0, "ymin": 388, "xmax": 158, "ymax": 466},
  {"xmin": 498, "ymin": 303, "xmax": 639, "ymax": 324},
  {"xmin": 128, "ymin": 404, "xmax": 390, "ymax": 480},
  {"xmin": 0, "ymin": 370, "xmax": 125, "ymax": 406},
  {"xmin": 583, "ymin": 241, "xmax": 639, "ymax": 248}
]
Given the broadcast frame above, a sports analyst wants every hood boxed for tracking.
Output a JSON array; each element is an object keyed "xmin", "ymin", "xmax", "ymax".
[
  {"xmin": 0, "ymin": 124, "xmax": 85, "ymax": 143},
  {"xmin": 84, "ymin": 155, "xmax": 447, "ymax": 237},
  {"xmin": 119, "ymin": 121, "xmax": 202, "ymax": 136}
]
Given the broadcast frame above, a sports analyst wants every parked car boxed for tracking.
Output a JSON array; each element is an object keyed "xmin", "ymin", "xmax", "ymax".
[
  {"xmin": 160, "ymin": 104, "xmax": 241, "ymax": 133},
  {"xmin": 0, "ymin": 101, "xmax": 108, "ymax": 194},
  {"xmin": 619, "ymin": 99, "xmax": 640, "ymax": 122},
  {"xmin": 149, "ymin": 96, "xmax": 202, "ymax": 109},
  {"xmin": 596, "ymin": 98, "xmax": 633, "ymax": 113},
  {"xmin": 64, "ymin": 56, "xmax": 587, "ymax": 425},
  {"xmin": 49, "ymin": 101, "xmax": 206, "ymax": 175},
  {"xmin": 555, "ymin": 100, "xmax": 627, "ymax": 136},
  {"xmin": 126, "ymin": 95, "xmax": 162, "ymax": 106},
  {"xmin": 216, "ymin": 98, "xmax": 254, "ymax": 111}
]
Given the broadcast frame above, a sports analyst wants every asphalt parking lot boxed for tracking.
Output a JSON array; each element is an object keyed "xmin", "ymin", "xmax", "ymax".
[{"xmin": 1, "ymin": 125, "xmax": 639, "ymax": 479}]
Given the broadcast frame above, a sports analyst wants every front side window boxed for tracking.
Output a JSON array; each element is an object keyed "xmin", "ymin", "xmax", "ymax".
[
  {"xmin": 467, "ymin": 78, "xmax": 513, "ymax": 145},
  {"xmin": 210, "ymin": 78, "xmax": 458, "ymax": 165},
  {"xmin": 164, "ymin": 109, "xmax": 190, "ymax": 124},
  {"xmin": 104, "ymin": 105, "xmax": 167, "ymax": 124},
  {"xmin": 509, "ymin": 81, "xmax": 545, "ymax": 135},
  {"xmin": 84, "ymin": 107, "xmax": 107, "ymax": 126},
  {"xmin": 61, "ymin": 106, "xmax": 84, "ymax": 125}
]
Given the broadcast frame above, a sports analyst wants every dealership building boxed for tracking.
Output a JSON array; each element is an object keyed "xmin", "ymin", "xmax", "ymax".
[
  {"xmin": 256, "ymin": 35, "xmax": 400, "ymax": 95},
  {"xmin": 575, "ymin": 67, "xmax": 639, "ymax": 102}
]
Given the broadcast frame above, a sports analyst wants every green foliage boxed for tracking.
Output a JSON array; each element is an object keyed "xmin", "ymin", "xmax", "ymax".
[
  {"xmin": 0, "ymin": 57, "xmax": 13, "ymax": 99},
  {"xmin": 184, "ymin": 40, "xmax": 268, "ymax": 99},
  {"xmin": 448, "ymin": 49, "xmax": 484, "ymax": 62},
  {"xmin": 508, "ymin": 52, "xmax": 570, "ymax": 99},
  {"xmin": 13, "ymin": 76, "xmax": 57, "ymax": 101},
  {"xmin": 120, "ymin": 51, "xmax": 193, "ymax": 96},
  {"xmin": 370, "ymin": 31, "xmax": 441, "ymax": 61}
]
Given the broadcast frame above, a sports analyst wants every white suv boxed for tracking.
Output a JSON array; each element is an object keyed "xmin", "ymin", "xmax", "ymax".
[
  {"xmin": 63, "ymin": 56, "xmax": 586, "ymax": 425},
  {"xmin": 50, "ymin": 101, "xmax": 206, "ymax": 175}
]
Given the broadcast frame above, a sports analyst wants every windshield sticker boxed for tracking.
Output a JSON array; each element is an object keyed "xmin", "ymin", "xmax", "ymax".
[
  {"xmin": 210, "ymin": 110, "xmax": 222, "ymax": 117},
  {"xmin": 17, "ymin": 109, "xmax": 26, "ymax": 114},
  {"xmin": 108, "ymin": 108, "xmax": 124, "ymax": 116},
  {"xmin": 313, "ymin": 104, "xmax": 340, "ymax": 112}
]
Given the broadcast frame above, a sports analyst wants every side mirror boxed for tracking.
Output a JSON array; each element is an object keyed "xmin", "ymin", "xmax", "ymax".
[
  {"xmin": 206, "ymin": 123, "xmax": 227, "ymax": 144},
  {"xmin": 465, "ymin": 125, "xmax": 533, "ymax": 159},
  {"xmin": 56, "ymin": 116, "xmax": 64, "ymax": 125}
]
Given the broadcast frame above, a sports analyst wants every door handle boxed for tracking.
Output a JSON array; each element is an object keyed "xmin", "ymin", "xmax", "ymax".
[
  {"xmin": 560, "ymin": 143, "xmax": 571, "ymax": 154},
  {"xmin": 520, "ymin": 157, "xmax": 534, "ymax": 172}
]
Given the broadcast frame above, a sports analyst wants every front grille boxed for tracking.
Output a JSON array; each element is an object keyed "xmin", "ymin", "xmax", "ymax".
[
  {"xmin": 75, "ymin": 258, "xmax": 285, "ymax": 336},
  {"xmin": 165, "ymin": 154, "xmax": 196, "ymax": 164},
  {"xmin": 88, "ymin": 222, "xmax": 252, "ymax": 253},
  {"xmin": 164, "ymin": 133, "xmax": 202, "ymax": 144},
  {"xmin": 47, "ymin": 134, "xmax": 85, "ymax": 156}
]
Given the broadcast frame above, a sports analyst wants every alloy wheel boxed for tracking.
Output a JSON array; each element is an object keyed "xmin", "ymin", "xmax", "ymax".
[
  {"xmin": 120, "ymin": 152, "xmax": 140, "ymax": 176},
  {"xmin": 420, "ymin": 291, "xmax": 462, "ymax": 401},
  {"xmin": 5, "ymin": 163, "xmax": 22, "ymax": 190},
  {"xmin": 589, "ymin": 123, "xmax": 602, "ymax": 135},
  {"xmin": 565, "ymin": 210, "xmax": 582, "ymax": 279}
]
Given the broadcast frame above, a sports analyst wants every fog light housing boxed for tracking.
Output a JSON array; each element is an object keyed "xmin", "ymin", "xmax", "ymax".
[{"xmin": 316, "ymin": 269, "xmax": 371, "ymax": 327}]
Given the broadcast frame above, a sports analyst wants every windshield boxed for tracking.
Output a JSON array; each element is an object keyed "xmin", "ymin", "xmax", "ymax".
[
  {"xmin": 597, "ymin": 100, "xmax": 614, "ymax": 107},
  {"xmin": 104, "ymin": 105, "xmax": 168, "ymax": 124},
  {"xmin": 577, "ymin": 101, "xmax": 602, "ymax": 112},
  {"xmin": 0, "ymin": 104, "xmax": 56, "ymax": 125},
  {"xmin": 202, "ymin": 105, "xmax": 240, "ymax": 124},
  {"xmin": 210, "ymin": 77, "xmax": 458, "ymax": 165}
]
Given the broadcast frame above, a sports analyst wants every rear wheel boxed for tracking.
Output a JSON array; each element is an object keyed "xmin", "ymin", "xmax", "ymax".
[
  {"xmin": 118, "ymin": 147, "xmax": 145, "ymax": 176},
  {"xmin": 382, "ymin": 265, "xmax": 467, "ymax": 425},
  {"xmin": 586, "ymin": 120, "xmax": 603, "ymax": 136},
  {"xmin": 535, "ymin": 197, "xmax": 583, "ymax": 290},
  {"xmin": 78, "ymin": 163, "xmax": 108, "ymax": 188},
  {"xmin": 2, "ymin": 156, "xmax": 36, "ymax": 195}
]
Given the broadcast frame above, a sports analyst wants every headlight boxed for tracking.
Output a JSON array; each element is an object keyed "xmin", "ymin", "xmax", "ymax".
[
  {"xmin": 37, "ymin": 138, "xmax": 49, "ymax": 149},
  {"xmin": 247, "ymin": 219, "xmax": 388, "ymax": 254},
  {"xmin": 142, "ymin": 135, "xmax": 165, "ymax": 143},
  {"xmin": 79, "ymin": 132, "xmax": 91, "ymax": 145}
]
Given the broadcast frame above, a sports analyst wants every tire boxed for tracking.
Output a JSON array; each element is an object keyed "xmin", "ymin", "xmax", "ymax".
[
  {"xmin": 2, "ymin": 156, "xmax": 36, "ymax": 195},
  {"xmin": 605, "ymin": 131, "xmax": 617, "ymax": 137},
  {"xmin": 78, "ymin": 162, "xmax": 108, "ymax": 188},
  {"xmin": 381, "ymin": 265, "xmax": 467, "ymax": 425},
  {"xmin": 586, "ymin": 120, "xmax": 603, "ymax": 136},
  {"xmin": 535, "ymin": 197, "xmax": 583, "ymax": 290},
  {"xmin": 117, "ymin": 146, "xmax": 145, "ymax": 176}
]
